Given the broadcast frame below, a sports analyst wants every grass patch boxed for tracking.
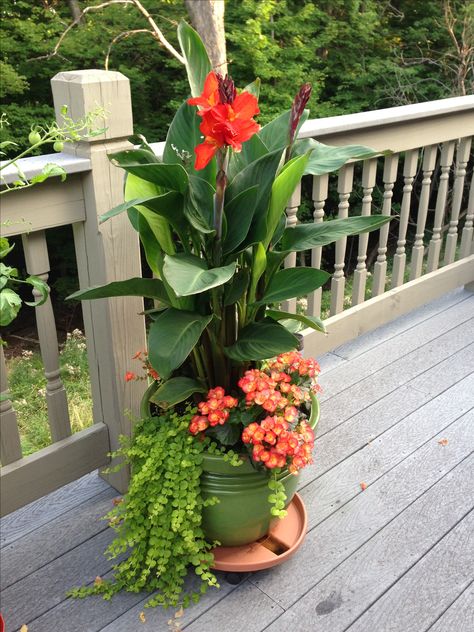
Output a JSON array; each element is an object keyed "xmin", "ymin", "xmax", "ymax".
[{"xmin": 5, "ymin": 329, "xmax": 93, "ymax": 456}]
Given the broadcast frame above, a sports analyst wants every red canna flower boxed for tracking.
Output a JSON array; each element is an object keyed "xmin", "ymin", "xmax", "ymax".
[
  {"xmin": 187, "ymin": 71, "xmax": 220, "ymax": 114},
  {"xmin": 124, "ymin": 371, "xmax": 136, "ymax": 382},
  {"xmin": 189, "ymin": 72, "xmax": 260, "ymax": 170}
]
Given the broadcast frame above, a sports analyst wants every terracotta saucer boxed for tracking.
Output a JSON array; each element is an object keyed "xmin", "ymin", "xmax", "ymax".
[{"xmin": 211, "ymin": 493, "xmax": 308, "ymax": 572}]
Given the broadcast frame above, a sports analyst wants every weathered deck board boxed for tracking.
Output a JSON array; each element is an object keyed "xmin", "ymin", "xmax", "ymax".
[
  {"xmin": 319, "ymin": 294, "xmax": 474, "ymax": 400},
  {"xmin": 0, "ymin": 470, "xmax": 109, "ymax": 547},
  {"xmin": 1, "ymin": 290, "xmax": 472, "ymax": 632},
  {"xmin": 310, "ymin": 318, "xmax": 473, "ymax": 452},
  {"xmin": 346, "ymin": 509, "xmax": 474, "ymax": 632},
  {"xmin": 301, "ymin": 342, "xmax": 473, "ymax": 487},
  {"xmin": 428, "ymin": 582, "xmax": 474, "ymax": 632},
  {"xmin": 262, "ymin": 456, "xmax": 474, "ymax": 631},
  {"xmin": 331, "ymin": 287, "xmax": 471, "ymax": 360},
  {"xmin": 1, "ymin": 487, "xmax": 117, "ymax": 590},
  {"xmin": 250, "ymin": 411, "xmax": 473, "ymax": 607},
  {"xmin": 301, "ymin": 370, "xmax": 474, "ymax": 517}
]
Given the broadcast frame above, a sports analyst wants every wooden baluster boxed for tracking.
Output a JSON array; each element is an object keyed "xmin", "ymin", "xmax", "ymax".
[
  {"xmin": 281, "ymin": 183, "xmax": 301, "ymax": 314},
  {"xmin": 307, "ymin": 174, "xmax": 329, "ymax": 317},
  {"xmin": 444, "ymin": 137, "xmax": 472, "ymax": 265},
  {"xmin": 22, "ymin": 231, "xmax": 72, "ymax": 442},
  {"xmin": 372, "ymin": 154, "xmax": 399, "ymax": 296},
  {"xmin": 330, "ymin": 164, "xmax": 354, "ymax": 315},
  {"xmin": 460, "ymin": 169, "xmax": 474, "ymax": 258},
  {"xmin": 352, "ymin": 159, "xmax": 377, "ymax": 304},
  {"xmin": 427, "ymin": 141, "xmax": 456, "ymax": 272},
  {"xmin": 0, "ymin": 344, "xmax": 23, "ymax": 465},
  {"xmin": 391, "ymin": 149, "xmax": 419, "ymax": 287},
  {"xmin": 410, "ymin": 145, "xmax": 438, "ymax": 280}
]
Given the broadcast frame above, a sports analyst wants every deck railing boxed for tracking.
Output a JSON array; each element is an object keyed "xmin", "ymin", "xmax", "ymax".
[{"xmin": 1, "ymin": 69, "xmax": 473, "ymax": 515}]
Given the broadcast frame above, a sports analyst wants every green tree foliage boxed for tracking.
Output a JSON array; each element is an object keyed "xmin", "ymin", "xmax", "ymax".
[{"xmin": 1, "ymin": 0, "xmax": 470, "ymax": 152}]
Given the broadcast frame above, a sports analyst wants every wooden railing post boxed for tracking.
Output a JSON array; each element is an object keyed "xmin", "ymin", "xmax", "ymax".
[
  {"xmin": 51, "ymin": 70, "xmax": 147, "ymax": 493},
  {"xmin": 22, "ymin": 230, "xmax": 71, "ymax": 442},
  {"xmin": 282, "ymin": 183, "xmax": 301, "ymax": 314},
  {"xmin": 0, "ymin": 345, "xmax": 22, "ymax": 465}
]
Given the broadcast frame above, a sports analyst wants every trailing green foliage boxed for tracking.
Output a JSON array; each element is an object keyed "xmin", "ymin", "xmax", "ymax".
[{"xmin": 69, "ymin": 407, "xmax": 220, "ymax": 609}]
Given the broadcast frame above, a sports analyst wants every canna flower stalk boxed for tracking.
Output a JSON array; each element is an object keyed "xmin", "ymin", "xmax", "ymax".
[
  {"xmin": 285, "ymin": 82, "xmax": 312, "ymax": 163},
  {"xmin": 188, "ymin": 72, "xmax": 260, "ymax": 252}
]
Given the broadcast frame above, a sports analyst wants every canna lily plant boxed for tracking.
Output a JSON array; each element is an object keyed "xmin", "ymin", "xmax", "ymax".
[
  {"xmin": 69, "ymin": 21, "xmax": 390, "ymax": 419},
  {"xmin": 67, "ymin": 21, "xmax": 395, "ymax": 608}
]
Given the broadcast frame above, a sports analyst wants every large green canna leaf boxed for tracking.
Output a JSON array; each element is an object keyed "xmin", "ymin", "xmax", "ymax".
[
  {"xmin": 140, "ymin": 192, "xmax": 188, "ymax": 240},
  {"xmin": 223, "ymin": 185, "xmax": 259, "ymax": 254},
  {"xmin": 227, "ymin": 134, "xmax": 268, "ymax": 182},
  {"xmin": 294, "ymin": 139, "xmax": 387, "ymax": 176},
  {"xmin": 248, "ymin": 242, "xmax": 267, "ymax": 304},
  {"xmin": 148, "ymin": 309, "xmax": 213, "ymax": 379},
  {"xmin": 224, "ymin": 319, "xmax": 299, "ymax": 361},
  {"xmin": 184, "ymin": 175, "xmax": 215, "ymax": 233},
  {"xmin": 227, "ymin": 149, "xmax": 284, "ymax": 247},
  {"xmin": 177, "ymin": 20, "xmax": 212, "ymax": 99},
  {"xmin": 135, "ymin": 212, "xmax": 163, "ymax": 275},
  {"xmin": 67, "ymin": 278, "xmax": 171, "ymax": 305},
  {"xmin": 163, "ymin": 101, "xmax": 216, "ymax": 183},
  {"xmin": 109, "ymin": 154, "xmax": 188, "ymax": 193},
  {"xmin": 257, "ymin": 267, "xmax": 330, "ymax": 304},
  {"xmin": 264, "ymin": 153, "xmax": 309, "ymax": 249},
  {"xmin": 266, "ymin": 308, "xmax": 326, "ymax": 334},
  {"xmin": 149, "ymin": 376, "xmax": 206, "ymax": 409},
  {"xmin": 124, "ymin": 174, "xmax": 175, "ymax": 257},
  {"xmin": 100, "ymin": 196, "xmax": 152, "ymax": 223},
  {"xmin": 259, "ymin": 108, "xmax": 309, "ymax": 152},
  {"xmin": 280, "ymin": 215, "xmax": 393, "ymax": 253},
  {"xmin": 223, "ymin": 269, "xmax": 250, "ymax": 306},
  {"xmin": 109, "ymin": 147, "xmax": 160, "ymax": 166},
  {"xmin": 163, "ymin": 254, "xmax": 236, "ymax": 297}
]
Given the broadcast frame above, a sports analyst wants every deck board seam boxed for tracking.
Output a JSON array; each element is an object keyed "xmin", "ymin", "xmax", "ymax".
[
  {"xmin": 323, "ymin": 292, "xmax": 473, "ymax": 366},
  {"xmin": 340, "ymin": 507, "xmax": 474, "ymax": 632},
  {"xmin": 3, "ymin": 521, "xmax": 112, "ymax": 595},
  {"xmin": 258, "ymin": 451, "xmax": 474, "ymax": 631},
  {"xmin": 0, "ymin": 487, "xmax": 115, "ymax": 557},
  {"xmin": 0, "ymin": 472, "xmax": 111, "ymax": 548},
  {"xmin": 328, "ymin": 294, "xmax": 473, "ymax": 362},
  {"xmin": 316, "ymin": 336, "xmax": 474, "ymax": 440},
  {"xmin": 299, "ymin": 371, "xmax": 474, "ymax": 491},
  {"xmin": 424, "ymin": 578, "xmax": 474, "ymax": 631},
  {"xmin": 180, "ymin": 581, "xmax": 286, "ymax": 632},
  {"xmin": 319, "ymin": 314, "xmax": 474, "ymax": 404},
  {"xmin": 306, "ymin": 411, "xmax": 474, "ymax": 533}
]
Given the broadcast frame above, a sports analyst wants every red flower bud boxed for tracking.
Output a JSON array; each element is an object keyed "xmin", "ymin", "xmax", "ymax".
[
  {"xmin": 216, "ymin": 73, "xmax": 237, "ymax": 105},
  {"xmin": 289, "ymin": 83, "xmax": 312, "ymax": 145}
]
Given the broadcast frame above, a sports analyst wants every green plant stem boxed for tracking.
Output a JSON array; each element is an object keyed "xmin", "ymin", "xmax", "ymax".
[
  {"xmin": 0, "ymin": 139, "xmax": 48, "ymax": 172},
  {"xmin": 212, "ymin": 149, "xmax": 229, "ymax": 265},
  {"xmin": 192, "ymin": 347, "xmax": 207, "ymax": 384}
]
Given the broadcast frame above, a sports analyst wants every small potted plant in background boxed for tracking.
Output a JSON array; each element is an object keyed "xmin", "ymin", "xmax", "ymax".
[{"xmin": 69, "ymin": 21, "xmax": 391, "ymax": 610}]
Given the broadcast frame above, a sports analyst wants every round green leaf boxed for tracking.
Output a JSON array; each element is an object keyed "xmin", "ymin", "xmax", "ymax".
[{"xmin": 224, "ymin": 319, "xmax": 298, "ymax": 361}]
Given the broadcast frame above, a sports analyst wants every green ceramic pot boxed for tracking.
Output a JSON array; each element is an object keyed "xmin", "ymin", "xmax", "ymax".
[
  {"xmin": 140, "ymin": 383, "xmax": 320, "ymax": 547},
  {"xmin": 201, "ymin": 396, "xmax": 320, "ymax": 547}
]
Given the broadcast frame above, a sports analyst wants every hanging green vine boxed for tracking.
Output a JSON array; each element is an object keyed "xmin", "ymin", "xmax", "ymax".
[{"xmin": 69, "ymin": 406, "xmax": 219, "ymax": 609}]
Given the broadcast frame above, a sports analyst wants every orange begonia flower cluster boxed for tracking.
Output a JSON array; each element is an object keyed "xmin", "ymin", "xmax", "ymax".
[
  {"xmin": 187, "ymin": 71, "xmax": 260, "ymax": 170},
  {"xmin": 189, "ymin": 386, "xmax": 238, "ymax": 434},
  {"xmin": 187, "ymin": 351, "xmax": 320, "ymax": 474},
  {"xmin": 242, "ymin": 416, "xmax": 315, "ymax": 473}
]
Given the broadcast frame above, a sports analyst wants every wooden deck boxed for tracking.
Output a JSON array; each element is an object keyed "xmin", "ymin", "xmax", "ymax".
[{"xmin": 1, "ymin": 288, "xmax": 473, "ymax": 632}]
